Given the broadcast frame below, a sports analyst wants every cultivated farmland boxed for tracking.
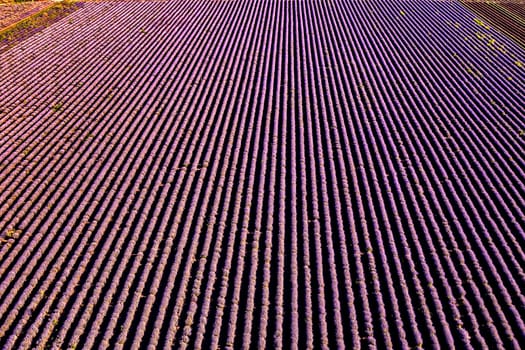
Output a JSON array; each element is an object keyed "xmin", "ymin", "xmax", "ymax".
[{"xmin": 0, "ymin": 0, "xmax": 524, "ymax": 348}]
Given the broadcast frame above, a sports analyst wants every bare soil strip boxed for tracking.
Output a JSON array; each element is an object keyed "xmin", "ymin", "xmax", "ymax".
[
  {"xmin": 0, "ymin": 1, "xmax": 80, "ymax": 52},
  {"xmin": 0, "ymin": 1, "xmax": 51, "ymax": 29}
]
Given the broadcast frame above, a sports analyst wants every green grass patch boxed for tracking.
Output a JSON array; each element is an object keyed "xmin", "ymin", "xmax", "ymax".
[{"xmin": 0, "ymin": 1, "xmax": 80, "ymax": 49}]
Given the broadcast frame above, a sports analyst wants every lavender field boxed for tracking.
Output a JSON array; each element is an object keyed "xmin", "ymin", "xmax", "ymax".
[{"xmin": 0, "ymin": 0, "xmax": 524, "ymax": 348}]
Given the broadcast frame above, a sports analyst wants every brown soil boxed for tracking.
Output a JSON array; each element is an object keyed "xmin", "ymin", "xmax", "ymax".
[
  {"xmin": 461, "ymin": 1, "xmax": 525, "ymax": 48},
  {"xmin": 0, "ymin": 1, "xmax": 52, "ymax": 30},
  {"xmin": 0, "ymin": 1, "xmax": 79, "ymax": 52}
]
